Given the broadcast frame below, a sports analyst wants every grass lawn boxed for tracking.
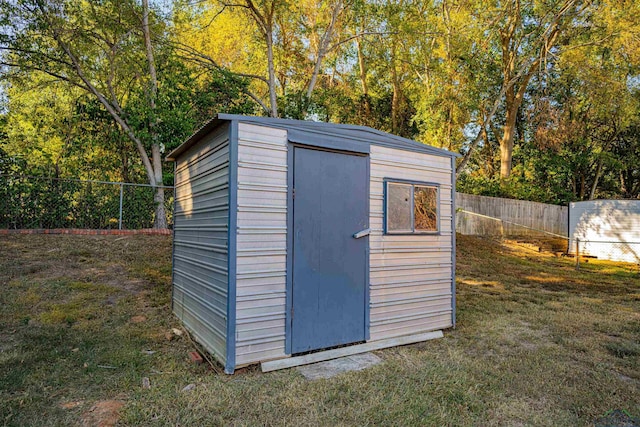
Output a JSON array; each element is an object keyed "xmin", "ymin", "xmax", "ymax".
[{"xmin": 0, "ymin": 234, "xmax": 638, "ymax": 426}]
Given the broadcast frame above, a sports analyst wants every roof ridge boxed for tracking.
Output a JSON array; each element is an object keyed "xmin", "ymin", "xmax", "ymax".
[{"xmin": 167, "ymin": 114, "xmax": 460, "ymax": 161}]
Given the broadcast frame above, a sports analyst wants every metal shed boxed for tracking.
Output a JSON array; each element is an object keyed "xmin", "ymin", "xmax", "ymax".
[
  {"xmin": 166, "ymin": 114, "xmax": 459, "ymax": 374},
  {"xmin": 569, "ymin": 200, "xmax": 640, "ymax": 264}
]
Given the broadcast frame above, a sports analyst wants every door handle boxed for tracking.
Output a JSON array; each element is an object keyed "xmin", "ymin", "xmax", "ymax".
[{"xmin": 353, "ymin": 228, "xmax": 371, "ymax": 239}]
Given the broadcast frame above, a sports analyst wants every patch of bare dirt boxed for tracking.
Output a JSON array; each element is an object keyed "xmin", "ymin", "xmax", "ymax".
[
  {"xmin": 89, "ymin": 265, "xmax": 149, "ymax": 293},
  {"xmin": 0, "ymin": 235, "xmax": 164, "ymax": 296},
  {"xmin": 505, "ymin": 237, "xmax": 569, "ymax": 255},
  {"xmin": 60, "ymin": 400, "xmax": 84, "ymax": 410},
  {"xmin": 81, "ymin": 400, "xmax": 125, "ymax": 427},
  {"xmin": 0, "ymin": 333, "xmax": 16, "ymax": 353},
  {"xmin": 34, "ymin": 265, "xmax": 150, "ymax": 295},
  {"xmin": 519, "ymin": 340, "xmax": 540, "ymax": 351},
  {"xmin": 130, "ymin": 315, "xmax": 147, "ymax": 323}
]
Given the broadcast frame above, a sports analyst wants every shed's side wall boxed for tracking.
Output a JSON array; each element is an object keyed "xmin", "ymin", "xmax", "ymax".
[
  {"xmin": 569, "ymin": 200, "xmax": 640, "ymax": 263},
  {"xmin": 369, "ymin": 145, "xmax": 454, "ymax": 340},
  {"xmin": 235, "ymin": 123, "xmax": 288, "ymax": 366},
  {"xmin": 173, "ymin": 123, "xmax": 230, "ymax": 364}
]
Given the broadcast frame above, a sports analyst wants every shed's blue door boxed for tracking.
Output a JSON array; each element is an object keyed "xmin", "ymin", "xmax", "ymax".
[{"xmin": 291, "ymin": 147, "xmax": 368, "ymax": 353}]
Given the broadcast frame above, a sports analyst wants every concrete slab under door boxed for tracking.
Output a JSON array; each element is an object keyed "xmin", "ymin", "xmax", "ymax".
[{"xmin": 296, "ymin": 352, "xmax": 382, "ymax": 380}]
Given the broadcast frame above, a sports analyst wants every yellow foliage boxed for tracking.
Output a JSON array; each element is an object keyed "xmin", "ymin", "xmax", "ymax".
[
  {"xmin": 173, "ymin": 0, "xmax": 351, "ymax": 106},
  {"xmin": 4, "ymin": 74, "xmax": 79, "ymax": 169}
]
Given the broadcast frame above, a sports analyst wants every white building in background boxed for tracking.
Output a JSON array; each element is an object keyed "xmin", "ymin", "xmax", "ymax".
[{"xmin": 569, "ymin": 200, "xmax": 640, "ymax": 264}]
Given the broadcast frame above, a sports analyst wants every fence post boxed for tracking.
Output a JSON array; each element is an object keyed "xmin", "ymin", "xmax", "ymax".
[
  {"xmin": 118, "ymin": 183, "xmax": 124, "ymax": 230},
  {"xmin": 576, "ymin": 238, "xmax": 580, "ymax": 270}
]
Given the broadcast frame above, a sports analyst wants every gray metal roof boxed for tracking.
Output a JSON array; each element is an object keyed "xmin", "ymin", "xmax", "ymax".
[{"xmin": 166, "ymin": 114, "xmax": 460, "ymax": 161}]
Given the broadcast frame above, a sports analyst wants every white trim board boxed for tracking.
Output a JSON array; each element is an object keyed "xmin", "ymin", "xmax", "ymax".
[{"xmin": 261, "ymin": 330, "xmax": 444, "ymax": 373}]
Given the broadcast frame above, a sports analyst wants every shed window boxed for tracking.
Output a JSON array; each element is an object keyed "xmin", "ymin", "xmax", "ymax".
[{"xmin": 386, "ymin": 181, "xmax": 439, "ymax": 233}]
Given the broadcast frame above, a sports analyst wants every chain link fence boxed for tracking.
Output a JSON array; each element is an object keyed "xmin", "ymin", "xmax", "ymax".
[
  {"xmin": 0, "ymin": 175, "xmax": 174, "ymax": 230},
  {"xmin": 572, "ymin": 239, "xmax": 640, "ymax": 267}
]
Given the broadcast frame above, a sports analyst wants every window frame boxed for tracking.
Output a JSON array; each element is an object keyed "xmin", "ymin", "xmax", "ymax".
[{"xmin": 383, "ymin": 178, "xmax": 440, "ymax": 235}]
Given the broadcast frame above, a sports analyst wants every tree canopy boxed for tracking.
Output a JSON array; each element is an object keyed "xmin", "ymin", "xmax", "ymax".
[{"xmin": 1, "ymin": 0, "xmax": 639, "ymax": 208}]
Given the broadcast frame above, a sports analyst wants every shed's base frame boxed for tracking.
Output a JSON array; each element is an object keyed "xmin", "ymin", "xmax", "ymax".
[{"xmin": 260, "ymin": 330, "xmax": 444, "ymax": 373}]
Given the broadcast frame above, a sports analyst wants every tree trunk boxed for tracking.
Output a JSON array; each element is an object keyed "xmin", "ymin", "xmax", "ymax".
[
  {"xmin": 456, "ymin": 125, "xmax": 486, "ymax": 174},
  {"xmin": 120, "ymin": 140, "xmax": 129, "ymax": 183},
  {"xmin": 499, "ymin": 61, "xmax": 538, "ymax": 179},
  {"xmin": 56, "ymin": 33, "xmax": 157, "ymax": 186},
  {"xmin": 589, "ymin": 156, "xmax": 604, "ymax": 200},
  {"xmin": 443, "ymin": 0, "xmax": 453, "ymax": 150},
  {"xmin": 390, "ymin": 41, "xmax": 401, "ymax": 134},
  {"xmin": 306, "ymin": 0, "xmax": 342, "ymax": 100},
  {"xmin": 266, "ymin": 29, "xmax": 278, "ymax": 117},
  {"xmin": 355, "ymin": 37, "xmax": 370, "ymax": 117},
  {"xmin": 631, "ymin": 176, "xmax": 640, "ymax": 198},
  {"xmin": 500, "ymin": 90, "xmax": 518, "ymax": 179},
  {"xmin": 142, "ymin": 0, "xmax": 166, "ymax": 228},
  {"xmin": 356, "ymin": 38, "xmax": 368, "ymax": 97},
  {"xmin": 391, "ymin": 82, "xmax": 401, "ymax": 133},
  {"xmin": 151, "ymin": 143, "xmax": 167, "ymax": 228},
  {"xmin": 619, "ymin": 171, "xmax": 627, "ymax": 197},
  {"xmin": 482, "ymin": 126, "xmax": 494, "ymax": 176},
  {"xmin": 153, "ymin": 187, "xmax": 167, "ymax": 229},
  {"xmin": 494, "ymin": 0, "xmax": 566, "ymax": 179}
]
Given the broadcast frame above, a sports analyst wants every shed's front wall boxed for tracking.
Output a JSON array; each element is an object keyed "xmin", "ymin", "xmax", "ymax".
[
  {"xmin": 569, "ymin": 200, "xmax": 640, "ymax": 263},
  {"xmin": 369, "ymin": 145, "xmax": 454, "ymax": 340},
  {"xmin": 173, "ymin": 122, "xmax": 231, "ymax": 365},
  {"xmin": 233, "ymin": 122, "xmax": 454, "ymax": 367}
]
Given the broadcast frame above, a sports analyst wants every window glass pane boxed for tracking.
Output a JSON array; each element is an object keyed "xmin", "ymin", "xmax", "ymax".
[
  {"xmin": 387, "ymin": 183, "xmax": 412, "ymax": 231},
  {"xmin": 414, "ymin": 186, "xmax": 438, "ymax": 231}
]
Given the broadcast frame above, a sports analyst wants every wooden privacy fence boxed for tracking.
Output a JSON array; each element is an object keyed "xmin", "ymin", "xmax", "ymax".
[{"xmin": 456, "ymin": 193, "xmax": 568, "ymax": 237}]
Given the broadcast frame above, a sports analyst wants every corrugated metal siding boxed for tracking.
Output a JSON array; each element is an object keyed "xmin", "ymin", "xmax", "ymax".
[
  {"xmin": 173, "ymin": 123, "xmax": 230, "ymax": 365},
  {"xmin": 231, "ymin": 125, "xmax": 454, "ymax": 365},
  {"xmin": 569, "ymin": 200, "xmax": 640, "ymax": 263},
  {"xmin": 369, "ymin": 145, "xmax": 454, "ymax": 341},
  {"xmin": 235, "ymin": 123, "xmax": 288, "ymax": 366}
]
